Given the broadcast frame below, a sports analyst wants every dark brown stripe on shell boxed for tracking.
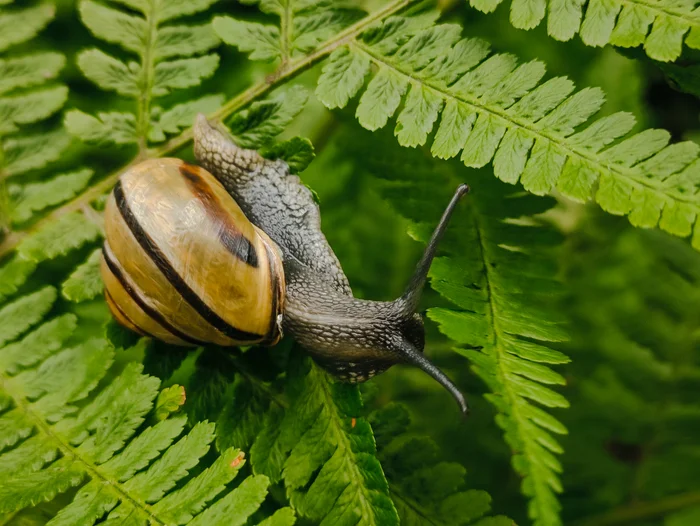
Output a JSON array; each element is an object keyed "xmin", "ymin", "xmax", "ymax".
[
  {"xmin": 113, "ymin": 180, "xmax": 263, "ymax": 343},
  {"xmin": 103, "ymin": 246, "xmax": 206, "ymax": 346},
  {"xmin": 179, "ymin": 162, "xmax": 258, "ymax": 268}
]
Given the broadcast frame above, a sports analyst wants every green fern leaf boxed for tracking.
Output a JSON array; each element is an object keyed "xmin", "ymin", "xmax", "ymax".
[
  {"xmin": 370, "ymin": 403, "xmax": 514, "ymax": 526},
  {"xmin": 69, "ymin": 0, "xmax": 222, "ymax": 148},
  {"xmin": 342, "ymin": 127, "xmax": 569, "ymax": 526},
  {"xmin": 0, "ymin": 286, "xmax": 56, "ymax": 347},
  {"xmin": 10, "ymin": 169, "xmax": 93, "ymax": 224},
  {"xmin": 313, "ymin": 15, "xmax": 700, "ymax": 251},
  {"xmin": 61, "ymin": 249, "xmax": 103, "ymax": 302},
  {"xmin": 229, "ymin": 85, "xmax": 309, "ymax": 148},
  {"xmin": 469, "ymin": 0, "xmax": 700, "ymax": 62},
  {"xmin": 561, "ymin": 221, "xmax": 700, "ymax": 525},
  {"xmin": 17, "ymin": 212, "xmax": 102, "ymax": 263},
  {"xmin": 0, "ymin": 305, "xmax": 293, "ymax": 523},
  {"xmin": 153, "ymin": 384, "xmax": 186, "ymax": 422},
  {"xmin": 63, "ymin": 110, "xmax": 137, "ymax": 145},
  {"xmin": 3, "ymin": 129, "xmax": 72, "ymax": 178},
  {"xmin": 260, "ymin": 136, "xmax": 315, "ymax": 172},
  {"xmin": 0, "ymin": 1, "xmax": 71, "ymax": 227},
  {"xmin": 150, "ymin": 94, "xmax": 225, "ymax": 142},
  {"xmin": 251, "ymin": 353, "xmax": 399, "ymax": 525},
  {"xmin": 0, "ymin": 52, "xmax": 65, "ymax": 95},
  {"xmin": 0, "ymin": 4, "xmax": 55, "ymax": 53},
  {"xmin": 214, "ymin": 0, "xmax": 364, "ymax": 62},
  {"xmin": 0, "ymin": 256, "xmax": 36, "ymax": 303}
]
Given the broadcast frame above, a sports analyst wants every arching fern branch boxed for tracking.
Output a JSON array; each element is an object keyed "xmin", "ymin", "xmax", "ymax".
[
  {"xmin": 341, "ymin": 126, "xmax": 569, "ymax": 526},
  {"xmin": 308, "ymin": 15, "xmax": 700, "ymax": 252},
  {"xmin": 0, "ymin": 293, "xmax": 295, "ymax": 525},
  {"xmin": 65, "ymin": 0, "xmax": 223, "ymax": 150},
  {"xmin": 1, "ymin": 1, "xmax": 78, "ymax": 234},
  {"xmin": 467, "ymin": 0, "xmax": 700, "ymax": 62}
]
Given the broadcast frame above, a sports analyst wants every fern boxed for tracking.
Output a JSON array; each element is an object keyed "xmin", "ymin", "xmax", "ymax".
[
  {"xmin": 560, "ymin": 217, "xmax": 700, "ymax": 526},
  {"xmin": 65, "ymin": 0, "xmax": 223, "ymax": 149},
  {"xmin": 467, "ymin": 0, "xmax": 700, "ymax": 62},
  {"xmin": 213, "ymin": 0, "xmax": 365, "ymax": 63},
  {"xmin": 0, "ymin": 1, "xmax": 76, "ymax": 232},
  {"xmin": 370, "ymin": 403, "xmax": 514, "ymax": 525},
  {"xmin": 0, "ymin": 298, "xmax": 295, "ymax": 524},
  {"xmin": 307, "ymin": 15, "xmax": 700, "ymax": 252},
  {"xmin": 249, "ymin": 350, "xmax": 400, "ymax": 525},
  {"xmin": 338, "ymin": 126, "xmax": 569, "ymax": 526}
]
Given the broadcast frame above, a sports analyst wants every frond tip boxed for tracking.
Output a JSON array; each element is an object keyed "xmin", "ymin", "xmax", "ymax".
[{"xmin": 316, "ymin": 15, "xmax": 700, "ymax": 252}]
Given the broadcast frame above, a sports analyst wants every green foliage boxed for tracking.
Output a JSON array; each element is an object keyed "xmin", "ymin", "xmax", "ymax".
[
  {"xmin": 559, "ymin": 217, "xmax": 700, "ymax": 525},
  {"xmin": 371, "ymin": 403, "xmax": 512, "ymax": 526},
  {"xmin": 250, "ymin": 352, "xmax": 400, "ymax": 525},
  {"xmin": 466, "ymin": 0, "xmax": 700, "ymax": 62},
  {"xmin": 339, "ymin": 126, "xmax": 568, "ymax": 526},
  {"xmin": 0, "ymin": 304, "xmax": 294, "ymax": 524},
  {"xmin": 0, "ymin": 1, "xmax": 72, "ymax": 230},
  {"xmin": 214, "ymin": 0, "xmax": 365, "ymax": 63},
  {"xmin": 3, "ymin": 1, "xmax": 700, "ymax": 525},
  {"xmin": 313, "ymin": 14, "xmax": 700, "ymax": 251},
  {"xmin": 66, "ymin": 0, "xmax": 222, "ymax": 147}
]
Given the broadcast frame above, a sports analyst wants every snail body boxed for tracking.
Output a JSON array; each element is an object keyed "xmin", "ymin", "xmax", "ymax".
[{"xmin": 103, "ymin": 115, "xmax": 470, "ymax": 414}]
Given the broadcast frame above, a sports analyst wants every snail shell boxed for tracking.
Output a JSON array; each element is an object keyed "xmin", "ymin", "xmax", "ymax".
[{"xmin": 101, "ymin": 158, "xmax": 285, "ymax": 347}]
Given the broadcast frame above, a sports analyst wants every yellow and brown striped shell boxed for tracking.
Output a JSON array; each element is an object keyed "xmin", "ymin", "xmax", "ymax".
[{"xmin": 101, "ymin": 158, "xmax": 285, "ymax": 347}]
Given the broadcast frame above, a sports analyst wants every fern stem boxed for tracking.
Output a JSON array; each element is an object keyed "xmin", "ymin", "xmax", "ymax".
[
  {"xmin": 0, "ymin": 0, "xmax": 415, "ymax": 260},
  {"xmin": 572, "ymin": 491, "xmax": 700, "ymax": 526}
]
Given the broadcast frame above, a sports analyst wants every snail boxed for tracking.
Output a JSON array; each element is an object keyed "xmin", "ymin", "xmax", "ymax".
[{"xmin": 101, "ymin": 114, "xmax": 470, "ymax": 414}]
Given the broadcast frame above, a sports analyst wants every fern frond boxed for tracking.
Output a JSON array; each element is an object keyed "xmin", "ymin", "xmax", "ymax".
[
  {"xmin": 561, "ymin": 219, "xmax": 700, "ymax": 525},
  {"xmin": 250, "ymin": 352, "xmax": 400, "ymax": 526},
  {"xmin": 0, "ymin": 307, "xmax": 295, "ymax": 524},
  {"xmin": 66, "ymin": 0, "xmax": 222, "ymax": 149},
  {"xmin": 213, "ymin": 0, "xmax": 365, "ymax": 63},
  {"xmin": 313, "ymin": 15, "xmax": 700, "ymax": 251},
  {"xmin": 340, "ymin": 126, "xmax": 569, "ymax": 526},
  {"xmin": 468, "ymin": 0, "xmax": 700, "ymax": 62},
  {"xmin": 0, "ymin": 2, "xmax": 72, "ymax": 231},
  {"xmin": 371, "ymin": 403, "xmax": 514, "ymax": 526}
]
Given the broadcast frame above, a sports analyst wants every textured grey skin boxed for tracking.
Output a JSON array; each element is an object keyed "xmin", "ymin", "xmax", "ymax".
[
  {"xmin": 193, "ymin": 116, "xmax": 351, "ymax": 296},
  {"xmin": 193, "ymin": 115, "xmax": 468, "ymax": 414}
]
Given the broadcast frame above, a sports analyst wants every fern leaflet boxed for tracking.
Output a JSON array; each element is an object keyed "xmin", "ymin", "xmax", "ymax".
[
  {"xmin": 341, "ymin": 126, "xmax": 569, "ymax": 526},
  {"xmin": 468, "ymin": 0, "xmax": 700, "ymax": 62},
  {"xmin": 213, "ymin": 0, "xmax": 365, "ymax": 63},
  {"xmin": 306, "ymin": 14, "xmax": 700, "ymax": 252},
  {"xmin": 66, "ymin": 0, "xmax": 223, "ymax": 149},
  {"xmin": 0, "ymin": 304, "xmax": 295, "ymax": 525}
]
